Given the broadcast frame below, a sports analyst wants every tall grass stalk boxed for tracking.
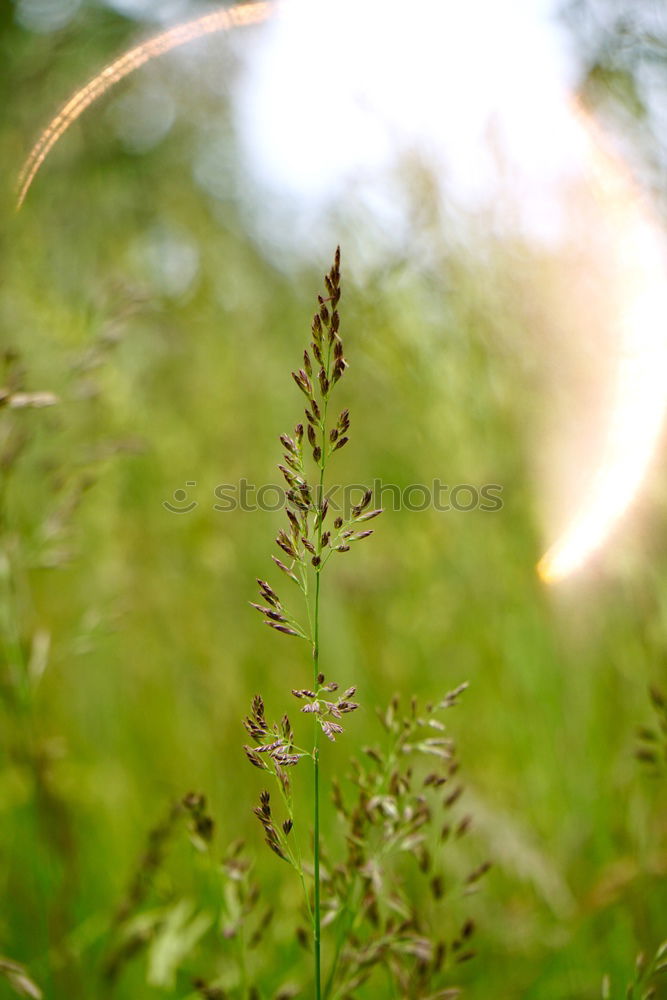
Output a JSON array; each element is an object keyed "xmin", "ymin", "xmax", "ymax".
[{"xmin": 244, "ymin": 248, "xmax": 381, "ymax": 998}]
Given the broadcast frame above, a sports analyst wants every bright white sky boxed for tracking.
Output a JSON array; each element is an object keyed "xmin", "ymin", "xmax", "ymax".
[{"xmin": 234, "ymin": 0, "xmax": 582, "ymax": 243}]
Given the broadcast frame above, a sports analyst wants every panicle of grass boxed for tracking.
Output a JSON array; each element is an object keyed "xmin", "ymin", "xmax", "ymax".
[
  {"xmin": 243, "ymin": 249, "xmax": 385, "ymax": 999},
  {"xmin": 322, "ymin": 690, "xmax": 483, "ymax": 998},
  {"xmin": 241, "ymin": 251, "xmax": 480, "ymax": 999}
]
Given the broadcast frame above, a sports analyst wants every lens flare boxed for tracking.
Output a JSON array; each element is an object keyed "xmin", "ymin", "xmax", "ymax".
[
  {"xmin": 16, "ymin": 2, "xmax": 667, "ymax": 583},
  {"xmin": 16, "ymin": 1, "xmax": 273, "ymax": 209},
  {"xmin": 537, "ymin": 103, "xmax": 667, "ymax": 583}
]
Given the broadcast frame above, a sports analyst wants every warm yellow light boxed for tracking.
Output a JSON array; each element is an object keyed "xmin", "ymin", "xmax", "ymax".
[{"xmin": 538, "ymin": 105, "xmax": 667, "ymax": 582}]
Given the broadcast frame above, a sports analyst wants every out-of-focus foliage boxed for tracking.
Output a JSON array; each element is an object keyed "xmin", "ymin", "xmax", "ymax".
[
  {"xmin": 2, "ymin": 1, "xmax": 667, "ymax": 998},
  {"xmin": 562, "ymin": 0, "xmax": 667, "ymax": 208}
]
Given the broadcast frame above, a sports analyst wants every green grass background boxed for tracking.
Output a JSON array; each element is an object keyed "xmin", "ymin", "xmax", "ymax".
[{"xmin": 2, "ymin": 2, "xmax": 667, "ymax": 997}]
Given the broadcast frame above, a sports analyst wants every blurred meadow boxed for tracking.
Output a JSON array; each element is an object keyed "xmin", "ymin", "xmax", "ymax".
[{"xmin": 2, "ymin": 1, "xmax": 667, "ymax": 997}]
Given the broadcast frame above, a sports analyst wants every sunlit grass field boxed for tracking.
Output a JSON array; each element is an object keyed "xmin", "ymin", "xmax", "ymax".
[{"xmin": 2, "ymin": 4, "xmax": 667, "ymax": 998}]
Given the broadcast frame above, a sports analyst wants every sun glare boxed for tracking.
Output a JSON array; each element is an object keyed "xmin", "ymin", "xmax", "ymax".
[
  {"xmin": 16, "ymin": 0, "xmax": 667, "ymax": 584},
  {"xmin": 537, "ymin": 107, "xmax": 667, "ymax": 582}
]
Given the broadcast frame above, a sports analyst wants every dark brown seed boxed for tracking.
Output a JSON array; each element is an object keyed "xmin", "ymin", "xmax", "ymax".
[
  {"xmin": 456, "ymin": 951, "xmax": 476, "ymax": 964},
  {"xmin": 356, "ymin": 508, "xmax": 382, "ymax": 522},
  {"xmin": 444, "ymin": 786, "xmax": 463, "ymax": 808},
  {"xmin": 244, "ymin": 746, "xmax": 268, "ymax": 770},
  {"xmin": 276, "ymin": 534, "xmax": 297, "ymax": 559},
  {"xmin": 287, "ymin": 490, "xmax": 308, "ymax": 511},
  {"xmin": 266, "ymin": 622, "xmax": 300, "ymax": 637},
  {"xmin": 359, "ymin": 488, "xmax": 373, "ymax": 510},
  {"xmin": 333, "ymin": 436, "xmax": 348, "ymax": 451},
  {"xmin": 272, "ymin": 752, "xmax": 302, "ymax": 766},
  {"xmin": 257, "ymin": 579, "xmax": 280, "ymax": 602},
  {"xmin": 265, "ymin": 837, "xmax": 288, "ymax": 862},
  {"xmin": 433, "ymin": 941, "xmax": 446, "ymax": 973},
  {"xmin": 244, "ymin": 718, "xmax": 266, "ymax": 740},
  {"xmin": 332, "ymin": 358, "xmax": 346, "ymax": 383},
  {"xmin": 320, "ymin": 719, "xmax": 344, "ymax": 741},
  {"xmin": 291, "ymin": 371, "xmax": 311, "ymax": 397},
  {"xmin": 418, "ymin": 846, "xmax": 431, "ymax": 873},
  {"xmin": 456, "ymin": 815, "xmax": 472, "ymax": 837},
  {"xmin": 249, "ymin": 602, "xmax": 272, "ymax": 616},
  {"xmin": 256, "ymin": 739, "xmax": 284, "ymax": 755},
  {"xmin": 278, "ymin": 465, "xmax": 296, "ymax": 488},
  {"xmin": 266, "ymin": 610, "xmax": 287, "ymax": 622},
  {"xmin": 466, "ymin": 861, "xmax": 492, "ymax": 884}
]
